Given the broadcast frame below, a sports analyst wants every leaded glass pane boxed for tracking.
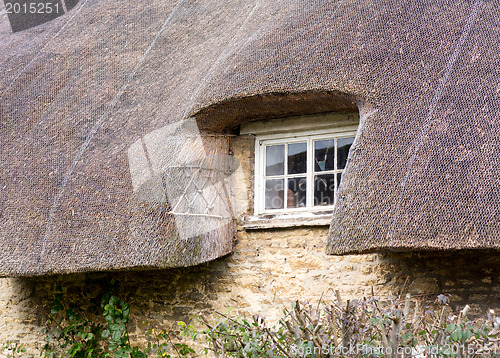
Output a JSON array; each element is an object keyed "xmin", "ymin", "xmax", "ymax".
[
  {"xmin": 337, "ymin": 137, "xmax": 354, "ymax": 169},
  {"xmin": 265, "ymin": 179, "xmax": 284, "ymax": 209},
  {"xmin": 314, "ymin": 174, "xmax": 335, "ymax": 206},
  {"xmin": 265, "ymin": 144, "xmax": 284, "ymax": 176},
  {"xmin": 314, "ymin": 139, "xmax": 334, "ymax": 172},
  {"xmin": 288, "ymin": 142, "xmax": 307, "ymax": 174},
  {"xmin": 337, "ymin": 172, "xmax": 343, "ymax": 190},
  {"xmin": 287, "ymin": 177, "xmax": 307, "ymax": 208}
]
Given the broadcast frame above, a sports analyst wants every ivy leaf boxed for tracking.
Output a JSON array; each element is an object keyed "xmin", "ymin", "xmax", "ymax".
[
  {"xmin": 101, "ymin": 329, "xmax": 110, "ymax": 339},
  {"xmin": 112, "ymin": 330, "xmax": 123, "ymax": 341}
]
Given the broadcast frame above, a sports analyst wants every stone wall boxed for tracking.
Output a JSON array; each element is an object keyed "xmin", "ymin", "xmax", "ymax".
[
  {"xmin": 0, "ymin": 132, "xmax": 499, "ymax": 356},
  {"xmin": 1, "ymin": 237, "xmax": 499, "ymax": 357}
]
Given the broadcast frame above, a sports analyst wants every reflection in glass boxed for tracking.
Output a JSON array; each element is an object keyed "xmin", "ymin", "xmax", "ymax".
[
  {"xmin": 288, "ymin": 177, "xmax": 307, "ymax": 208},
  {"xmin": 314, "ymin": 174, "xmax": 335, "ymax": 206},
  {"xmin": 337, "ymin": 137, "xmax": 354, "ymax": 169},
  {"xmin": 314, "ymin": 139, "xmax": 334, "ymax": 172},
  {"xmin": 265, "ymin": 145, "xmax": 284, "ymax": 176},
  {"xmin": 288, "ymin": 142, "xmax": 307, "ymax": 174},
  {"xmin": 265, "ymin": 179, "xmax": 284, "ymax": 209}
]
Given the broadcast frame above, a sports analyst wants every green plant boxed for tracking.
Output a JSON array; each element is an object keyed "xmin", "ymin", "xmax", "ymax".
[
  {"xmin": 100, "ymin": 293, "xmax": 133, "ymax": 358},
  {"xmin": 41, "ymin": 284, "xmax": 105, "ymax": 358},
  {"xmin": 142, "ymin": 323, "xmax": 195, "ymax": 358},
  {"xmin": 184, "ymin": 293, "xmax": 500, "ymax": 358},
  {"xmin": 26, "ymin": 285, "xmax": 500, "ymax": 357},
  {"xmin": 1, "ymin": 341, "xmax": 26, "ymax": 357},
  {"xmin": 40, "ymin": 282, "xmax": 196, "ymax": 358}
]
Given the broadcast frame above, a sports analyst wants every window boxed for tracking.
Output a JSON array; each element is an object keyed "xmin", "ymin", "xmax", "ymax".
[{"xmin": 255, "ymin": 128, "xmax": 356, "ymax": 214}]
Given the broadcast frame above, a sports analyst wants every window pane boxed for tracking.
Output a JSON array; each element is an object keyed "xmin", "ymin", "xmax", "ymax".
[
  {"xmin": 265, "ymin": 179, "xmax": 284, "ymax": 209},
  {"xmin": 337, "ymin": 172, "xmax": 343, "ymax": 190},
  {"xmin": 314, "ymin": 174, "xmax": 335, "ymax": 206},
  {"xmin": 287, "ymin": 177, "xmax": 307, "ymax": 208},
  {"xmin": 265, "ymin": 145, "xmax": 284, "ymax": 176},
  {"xmin": 337, "ymin": 137, "xmax": 354, "ymax": 170},
  {"xmin": 314, "ymin": 139, "xmax": 334, "ymax": 172},
  {"xmin": 288, "ymin": 142, "xmax": 307, "ymax": 174}
]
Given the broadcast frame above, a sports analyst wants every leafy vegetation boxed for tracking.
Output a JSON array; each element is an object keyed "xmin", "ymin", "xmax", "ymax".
[
  {"xmin": 3, "ymin": 282, "xmax": 499, "ymax": 357},
  {"xmin": 40, "ymin": 282, "xmax": 194, "ymax": 358},
  {"xmin": 190, "ymin": 293, "xmax": 500, "ymax": 358},
  {"xmin": 192, "ymin": 292, "xmax": 500, "ymax": 357},
  {"xmin": 1, "ymin": 340, "xmax": 26, "ymax": 357}
]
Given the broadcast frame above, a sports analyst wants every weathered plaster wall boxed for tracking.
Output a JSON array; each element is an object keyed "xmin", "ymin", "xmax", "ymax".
[{"xmin": 0, "ymin": 133, "xmax": 499, "ymax": 356}]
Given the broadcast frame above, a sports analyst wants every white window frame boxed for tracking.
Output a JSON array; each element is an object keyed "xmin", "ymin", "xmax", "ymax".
[{"xmin": 254, "ymin": 126, "xmax": 357, "ymax": 215}]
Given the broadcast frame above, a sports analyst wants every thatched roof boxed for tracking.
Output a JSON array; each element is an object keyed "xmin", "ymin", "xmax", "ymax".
[{"xmin": 1, "ymin": 0, "xmax": 499, "ymax": 276}]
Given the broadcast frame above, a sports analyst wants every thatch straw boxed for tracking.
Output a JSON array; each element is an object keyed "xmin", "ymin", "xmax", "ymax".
[{"xmin": 1, "ymin": 0, "xmax": 499, "ymax": 276}]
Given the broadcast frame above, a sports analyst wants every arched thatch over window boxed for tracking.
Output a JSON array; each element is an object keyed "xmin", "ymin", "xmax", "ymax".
[{"xmin": 2, "ymin": 0, "xmax": 499, "ymax": 276}]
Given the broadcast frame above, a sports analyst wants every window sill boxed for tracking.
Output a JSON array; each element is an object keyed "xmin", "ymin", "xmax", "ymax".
[{"xmin": 241, "ymin": 211, "xmax": 333, "ymax": 230}]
